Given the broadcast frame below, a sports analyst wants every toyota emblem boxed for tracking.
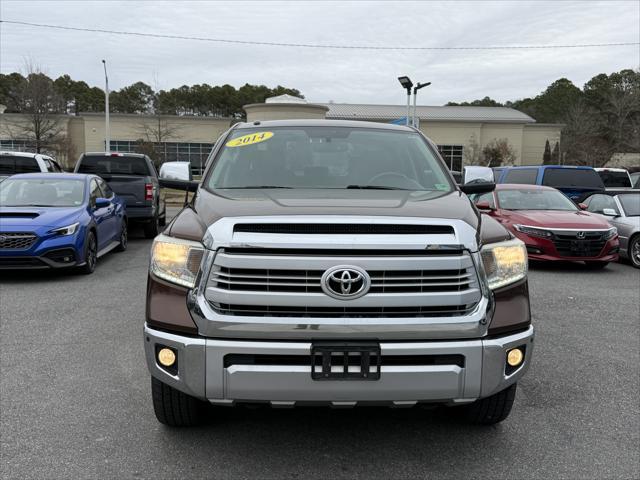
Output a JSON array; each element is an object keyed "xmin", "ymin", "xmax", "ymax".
[
  {"xmin": 321, "ymin": 265, "xmax": 371, "ymax": 300},
  {"xmin": 0, "ymin": 235, "xmax": 7, "ymax": 243}
]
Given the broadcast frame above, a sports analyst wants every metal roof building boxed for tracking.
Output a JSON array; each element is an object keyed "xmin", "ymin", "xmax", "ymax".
[{"xmin": 324, "ymin": 104, "xmax": 536, "ymax": 124}]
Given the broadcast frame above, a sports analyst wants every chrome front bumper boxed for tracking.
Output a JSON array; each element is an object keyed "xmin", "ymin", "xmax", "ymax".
[{"xmin": 143, "ymin": 324, "xmax": 534, "ymax": 405}]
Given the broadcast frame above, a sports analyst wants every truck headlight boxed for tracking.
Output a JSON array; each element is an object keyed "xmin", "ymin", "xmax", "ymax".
[
  {"xmin": 49, "ymin": 222, "xmax": 80, "ymax": 236},
  {"xmin": 150, "ymin": 234, "xmax": 204, "ymax": 288},
  {"xmin": 513, "ymin": 224, "xmax": 552, "ymax": 238},
  {"xmin": 480, "ymin": 238, "xmax": 528, "ymax": 290}
]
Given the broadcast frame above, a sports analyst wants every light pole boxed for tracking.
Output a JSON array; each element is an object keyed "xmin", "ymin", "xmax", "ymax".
[
  {"xmin": 102, "ymin": 60, "xmax": 110, "ymax": 152},
  {"xmin": 398, "ymin": 76, "xmax": 413, "ymax": 126},
  {"xmin": 412, "ymin": 82, "xmax": 431, "ymax": 128}
]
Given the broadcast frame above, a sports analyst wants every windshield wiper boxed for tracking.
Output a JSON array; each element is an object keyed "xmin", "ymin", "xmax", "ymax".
[
  {"xmin": 346, "ymin": 185, "xmax": 408, "ymax": 190},
  {"xmin": 221, "ymin": 185, "xmax": 293, "ymax": 189}
]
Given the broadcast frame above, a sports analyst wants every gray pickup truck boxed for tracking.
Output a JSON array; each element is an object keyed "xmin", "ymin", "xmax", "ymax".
[
  {"xmin": 75, "ymin": 152, "xmax": 166, "ymax": 238},
  {"xmin": 144, "ymin": 120, "xmax": 534, "ymax": 427}
]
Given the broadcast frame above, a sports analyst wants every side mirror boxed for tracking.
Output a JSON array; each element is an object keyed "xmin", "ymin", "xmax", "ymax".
[
  {"xmin": 159, "ymin": 161, "xmax": 199, "ymax": 192},
  {"xmin": 94, "ymin": 197, "xmax": 110, "ymax": 209},
  {"xmin": 460, "ymin": 166, "xmax": 496, "ymax": 194},
  {"xmin": 578, "ymin": 203, "xmax": 588, "ymax": 210},
  {"xmin": 602, "ymin": 208, "xmax": 618, "ymax": 217},
  {"xmin": 160, "ymin": 161, "xmax": 193, "ymax": 181},
  {"xmin": 475, "ymin": 201, "xmax": 494, "ymax": 211}
]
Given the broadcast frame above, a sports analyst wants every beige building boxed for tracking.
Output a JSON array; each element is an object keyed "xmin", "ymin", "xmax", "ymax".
[
  {"xmin": 0, "ymin": 112, "xmax": 232, "ymax": 172},
  {"xmin": 1, "ymin": 97, "xmax": 562, "ymax": 172}
]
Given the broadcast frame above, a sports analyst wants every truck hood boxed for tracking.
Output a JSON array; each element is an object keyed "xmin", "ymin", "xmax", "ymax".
[
  {"xmin": 191, "ymin": 188, "xmax": 479, "ymax": 228},
  {"xmin": 0, "ymin": 206, "xmax": 84, "ymax": 228},
  {"xmin": 498, "ymin": 209, "xmax": 612, "ymax": 229}
]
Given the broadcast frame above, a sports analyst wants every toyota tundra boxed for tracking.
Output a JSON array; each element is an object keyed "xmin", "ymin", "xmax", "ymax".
[{"xmin": 144, "ymin": 120, "xmax": 533, "ymax": 426}]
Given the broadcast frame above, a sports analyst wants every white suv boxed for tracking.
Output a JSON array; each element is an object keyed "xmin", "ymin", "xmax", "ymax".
[{"xmin": 0, "ymin": 151, "xmax": 63, "ymax": 181}]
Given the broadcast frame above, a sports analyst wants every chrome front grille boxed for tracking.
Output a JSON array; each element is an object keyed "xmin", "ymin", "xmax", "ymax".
[
  {"xmin": 205, "ymin": 248, "xmax": 482, "ymax": 318},
  {"xmin": 0, "ymin": 232, "xmax": 37, "ymax": 250},
  {"xmin": 210, "ymin": 266, "xmax": 474, "ymax": 294}
]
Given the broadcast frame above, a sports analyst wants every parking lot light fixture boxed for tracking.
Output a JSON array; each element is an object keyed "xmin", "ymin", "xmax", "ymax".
[
  {"xmin": 398, "ymin": 76, "xmax": 413, "ymax": 125},
  {"xmin": 412, "ymin": 81, "xmax": 431, "ymax": 128}
]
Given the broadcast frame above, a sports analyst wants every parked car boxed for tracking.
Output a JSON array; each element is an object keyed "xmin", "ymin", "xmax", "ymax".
[
  {"xmin": 0, "ymin": 151, "xmax": 64, "ymax": 181},
  {"xmin": 594, "ymin": 167, "xmax": 633, "ymax": 188},
  {"xmin": 471, "ymin": 184, "xmax": 619, "ymax": 268},
  {"xmin": 74, "ymin": 152, "xmax": 166, "ymax": 238},
  {"xmin": 581, "ymin": 190, "xmax": 640, "ymax": 268},
  {"xmin": 627, "ymin": 167, "xmax": 640, "ymax": 188},
  {"xmin": 493, "ymin": 165, "xmax": 605, "ymax": 201},
  {"xmin": 0, "ymin": 173, "xmax": 127, "ymax": 273},
  {"xmin": 143, "ymin": 120, "xmax": 534, "ymax": 427}
]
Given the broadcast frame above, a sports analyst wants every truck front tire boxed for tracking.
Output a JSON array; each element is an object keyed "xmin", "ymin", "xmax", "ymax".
[
  {"xmin": 151, "ymin": 377, "xmax": 205, "ymax": 427},
  {"xmin": 460, "ymin": 383, "xmax": 517, "ymax": 425},
  {"xmin": 143, "ymin": 217, "xmax": 160, "ymax": 239}
]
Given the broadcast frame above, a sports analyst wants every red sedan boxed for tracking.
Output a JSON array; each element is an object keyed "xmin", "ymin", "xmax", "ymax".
[{"xmin": 471, "ymin": 184, "xmax": 619, "ymax": 269}]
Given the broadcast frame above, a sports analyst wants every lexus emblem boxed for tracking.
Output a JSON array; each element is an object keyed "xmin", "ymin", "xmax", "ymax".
[
  {"xmin": 576, "ymin": 231, "xmax": 586, "ymax": 239},
  {"xmin": 321, "ymin": 265, "xmax": 371, "ymax": 300}
]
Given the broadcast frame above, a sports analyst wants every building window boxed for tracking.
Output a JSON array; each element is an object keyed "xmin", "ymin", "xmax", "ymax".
[
  {"xmin": 437, "ymin": 145, "xmax": 463, "ymax": 171},
  {"xmin": 110, "ymin": 140, "xmax": 215, "ymax": 175},
  {"xmin": 0, "ymin": 139, "xmax": 37, "ymax": 152}
]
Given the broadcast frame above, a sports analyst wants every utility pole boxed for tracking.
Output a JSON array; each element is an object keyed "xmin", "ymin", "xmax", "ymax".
[{"xmin": 102, "ymin": 60, "xmax": 111, "ymax": 152}]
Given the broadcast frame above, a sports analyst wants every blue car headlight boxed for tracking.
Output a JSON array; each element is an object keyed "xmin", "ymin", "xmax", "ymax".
[{"xmin": 49, "ymin": 222, "xmax": 80, "ymax": 236}]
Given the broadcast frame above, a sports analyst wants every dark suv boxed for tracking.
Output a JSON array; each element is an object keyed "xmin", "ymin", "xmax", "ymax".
[{"xmin": 144, "ymin": 120, "xmax": 534, "ymax": 426}]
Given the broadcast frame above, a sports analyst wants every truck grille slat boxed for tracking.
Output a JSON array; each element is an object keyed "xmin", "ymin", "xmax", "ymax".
[
  {"xmin": 209, "ymin": 302, "xmax": 476, "ymax": 318},
  {"xmin": 210, "ymin": 266, "xmax": 474, "ymax": 294}
]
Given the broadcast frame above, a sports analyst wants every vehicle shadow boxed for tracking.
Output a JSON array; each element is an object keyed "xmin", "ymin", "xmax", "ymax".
[
  {"xmin": 153, "ymin": 405, "xmax": 516, "ymax": 477},
  {"xmin": 528, "ymin": 260, "xmax": 622, "ymax": 273}
]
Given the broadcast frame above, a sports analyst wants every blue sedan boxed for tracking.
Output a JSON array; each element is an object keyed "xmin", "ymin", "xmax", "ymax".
[{"xmin": 0, "ymin": 173, "xmax": 127, "ymax": 273}]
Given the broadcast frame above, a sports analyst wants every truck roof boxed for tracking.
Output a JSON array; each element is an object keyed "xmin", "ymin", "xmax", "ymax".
[{"xmin": 232, "ymin": 119, "xmax": 417, "ymax": 132}]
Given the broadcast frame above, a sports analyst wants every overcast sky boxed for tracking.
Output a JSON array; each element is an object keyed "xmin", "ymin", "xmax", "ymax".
[{"xmin": 1, "ymin": 0, "xmax": 638, "ymax": 106}]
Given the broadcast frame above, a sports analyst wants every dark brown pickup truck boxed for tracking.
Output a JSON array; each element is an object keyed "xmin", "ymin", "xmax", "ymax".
[{"xmin": 144, "ymin": 120, "xmax": 533, "ymax": 427}]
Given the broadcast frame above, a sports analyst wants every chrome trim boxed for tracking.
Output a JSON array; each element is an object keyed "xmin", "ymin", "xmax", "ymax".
[
  {"xmin": 143, "ymin": 324, "xmax": 534, "ymax": 403},
  {"xmin": 320, "ymin": 265, "xmax": 371, "ymax": 300},
  {"xmin": 203, "ymin": 216, "xmax": 481, "ymax": 252},
  {"xmin": 515, "ymin": 224, "xmax": 613, "ymax": 233}
]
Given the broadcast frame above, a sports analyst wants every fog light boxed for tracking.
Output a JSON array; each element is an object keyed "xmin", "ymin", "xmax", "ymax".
[
  {"xmin": 157, "ymin": 347, "xmax": 176, "ymax": 367},
  {"xmin": 507, "ymin": 348, "xmax": 524, "ymax": 367}
]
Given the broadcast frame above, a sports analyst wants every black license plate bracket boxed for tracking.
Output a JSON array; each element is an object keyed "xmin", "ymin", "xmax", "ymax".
[{"xmin": 311, "ymin": 342, "xmax": 381, "ymax": 381}]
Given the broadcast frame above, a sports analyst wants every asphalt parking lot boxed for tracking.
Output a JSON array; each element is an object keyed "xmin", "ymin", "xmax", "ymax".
[{"xmin": 1, "ymin": 217, "xmax": 639, "ymax": 479}]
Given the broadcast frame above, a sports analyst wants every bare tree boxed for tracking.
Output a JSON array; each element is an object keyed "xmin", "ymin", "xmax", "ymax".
[
  {"xmin": 2, "ymin": 62, "xmax": 65, "ymax": 153},
  {"xmin": 137, "ymin": 116, "xmax": 182, "ymax": 166},
  {"xmin": 463, "ymin": 135, "xmax": 482, "ymax": 166},
  {"xmin": 482, "ymin": 139, "xmax": 517, "ymax": 167}
]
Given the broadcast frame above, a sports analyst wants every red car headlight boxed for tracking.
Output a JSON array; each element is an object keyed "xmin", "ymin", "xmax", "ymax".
[{"xmin": 513, "ymin": 224, "xmax": 553, "ymax": 239}]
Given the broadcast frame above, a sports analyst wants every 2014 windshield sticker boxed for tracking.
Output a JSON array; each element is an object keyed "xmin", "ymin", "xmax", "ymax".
[{"xmin": 226, "ymin": 132, "xmax": 274, "ymax": 147}]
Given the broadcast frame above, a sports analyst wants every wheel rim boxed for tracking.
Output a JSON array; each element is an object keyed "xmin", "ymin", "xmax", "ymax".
[
  {"xmin": 632, "ymin": 239, "xmax": 640, "ymax": 265},
  {"xmin": 121, "ymin": 224, "xmax": 128, "ymax": 248},
  {"xmin": 87, "ymin": 236, "xmax": 97, "ymax": 269}
]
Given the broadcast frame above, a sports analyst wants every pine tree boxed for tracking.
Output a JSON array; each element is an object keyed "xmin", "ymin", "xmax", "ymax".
[
  {"xmin": 552, "ymin": 141, "xmax": 560, "ymax": 163},
  {"xmin": 543, "ymin": 140, "xmax": 552, "ymax": 164}
]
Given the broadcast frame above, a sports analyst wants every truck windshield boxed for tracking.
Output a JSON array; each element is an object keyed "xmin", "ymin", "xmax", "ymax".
[
  {"xmin": 78, "ymin": 155, "xmax": 150, "ymax": 176},
  {"xmin": 207, "ymin": 127, "xmax": 452, "ymax": 191},
  {"xmin": 497, "ymin": 188, "xmax": 578, "ymax": 211},
  {"xmin": 0, "ymin": 178, "xmax": 85, "ymax": 207},
  {"xmin": 597, "ymin": 171, "xmax": 632, "ymax": 188}
]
